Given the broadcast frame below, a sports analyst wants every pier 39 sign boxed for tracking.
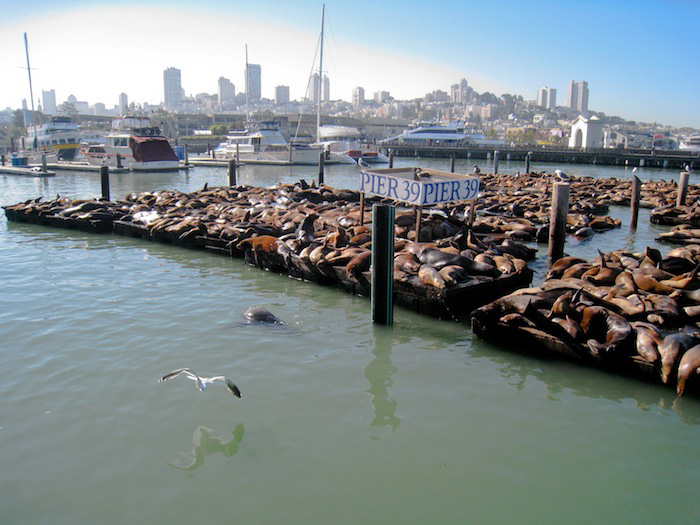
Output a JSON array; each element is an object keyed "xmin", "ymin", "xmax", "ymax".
[{"xmin": 360, "ymin": 167, "xmax": 480, "ymax": 206}]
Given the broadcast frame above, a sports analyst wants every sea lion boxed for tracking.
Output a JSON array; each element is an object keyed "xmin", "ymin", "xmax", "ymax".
[
  {"xmin": 658, "ymin": 332, "xmax": 696, "ymax": 383},
  {"xmin": 418, "ymin": 264, "xmax": 446, "ymax": 289},
  {"xmin": 243, "ymin": 306, "xmax": 285, "ymax": 325},
  {"xmin": 418, "ymin": 248, "xmax": 500, "ymax": 277},
  {"xmin": 676, "ymin": 344, "xmax": 700, "ymax": 396},
  {"xmin": 438, "ymin": 265, "xmax": 467, "ymax": 287},
  {"xmin": 631, "ymin": 322, "xmax": 663, "ymax": 365},
  {"xmin": 394, "ymin": 252, "xmax": 422, "ymax": 274},
  {"xmin": 579, "ymin": 306, "xmax": 632, "ymax": 357}
]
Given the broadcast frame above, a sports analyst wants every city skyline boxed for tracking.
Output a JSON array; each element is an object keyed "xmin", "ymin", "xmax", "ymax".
[{"xmin": 1, "ymin": 0, "xmax": 699, "ymax": 128}]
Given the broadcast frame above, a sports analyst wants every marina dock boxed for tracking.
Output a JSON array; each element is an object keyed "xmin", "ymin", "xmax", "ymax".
[{"xmin": 0, "ymin": 165, "xmax": 55, "ymax": 177}]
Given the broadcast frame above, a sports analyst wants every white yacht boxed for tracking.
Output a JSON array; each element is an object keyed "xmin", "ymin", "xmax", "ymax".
[
  {"xmin": 315, "ymin": 125, "xmax": 388, "ymax": 164},
  {"xmin": 679, "ymin": 134, "xmax": 700, "ymax": 152},
  {"xmin": 213, "ymin": 121, "xmax": 325, "ymax": 165},
  {"xmin": 381, "ymin": 122, "xmax": 506, "ymax": 147},
  {"xmin": 82, "ymin": 116, "xmax": 180, "ymax": 171},
  {"xmin": 24, "ymin": 116, "xmax": 81, "ymax": 161}
]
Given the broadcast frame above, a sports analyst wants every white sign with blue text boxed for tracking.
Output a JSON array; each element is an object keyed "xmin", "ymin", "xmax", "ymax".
[{"xmin": 359, "ymin": 167, "xmax": 480, "ymax": 206}]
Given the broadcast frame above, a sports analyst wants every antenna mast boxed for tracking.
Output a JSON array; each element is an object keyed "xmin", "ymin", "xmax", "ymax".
[
  {"xmin": 24, "ymin": 32, "xmax": 38, "ymax": 149},
  {"xmin": 316, "ymin": 4, "xmax": 325, "ymax": 142}
]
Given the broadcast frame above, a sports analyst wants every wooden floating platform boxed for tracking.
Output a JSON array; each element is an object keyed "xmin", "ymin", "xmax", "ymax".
[
  {"xmin": 46, "ymin": 163, "xmax": 129, "ymax": 173},
  {"xmin": 0, "ymin": 166, "xmax": 55, "ymax": 177}
]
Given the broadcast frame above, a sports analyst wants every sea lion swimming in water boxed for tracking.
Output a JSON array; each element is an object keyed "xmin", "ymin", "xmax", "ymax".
[{"xmin": 243, "ymin": 306, "xmax": 285, "ymax": 325}]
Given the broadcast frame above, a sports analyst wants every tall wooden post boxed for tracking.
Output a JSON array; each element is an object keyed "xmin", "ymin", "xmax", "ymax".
[
  {"xmin": 183, "ymin": 143, "xmax": 189, "ymax": 166},
  {"xmin": 525, "ymin": 151, "xmax": 532, "ymax": 174},
  {"xmin": 228, "ymin": 158, "xmax": 237, "ymax": 187},
  {"xmin": 493, "ymin": 150, "xmax": 499, "ymax": 174},
  {"xmin": 450, "ymin": 155, "xmax": 456, "ymax": 173},
  {"xmin": 388, "ymin": 151, "xmax": 394, "ymax": 169},
  {"xmin": 548, "ymin": 182, "xmax": 570, "ymax": 262},
  {"xmin": 116, "ymin": 153, "xmax": 122, "ymax": 169},
  {"xmin": 677, "ymin": 171, "xmax": 690, "ymax": 207},
  {"xmin": 371, "ymin": 203, "xmax": 395, "ymax": 325},
  {"xmin": 359, "ymin": 192, "xmax": 365, "ymax": 226},
  {"xmin": 630, "ymin": 175, "xmax": 641, "ymax": 230},
  {"xmin": 318, "ymin": 151, "xmax": 325, "ymax": 185},
  {"xmin": 41, "ymin": 153, "xmax": 47, "ymax": 172},
  {"xmin": 100, "ymin": 165, "xmax": 110, "ymax": 201}
]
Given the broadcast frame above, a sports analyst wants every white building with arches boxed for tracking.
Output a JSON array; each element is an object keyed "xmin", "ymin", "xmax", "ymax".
[{"xmin": 568, "ymin": 115, "xmax": 603, "ymax": 149}]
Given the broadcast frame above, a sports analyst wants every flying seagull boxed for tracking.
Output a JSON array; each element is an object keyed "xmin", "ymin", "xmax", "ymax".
[{"xmin": 159, "ymin": 368, "xmax": 241, "ymax": 398}]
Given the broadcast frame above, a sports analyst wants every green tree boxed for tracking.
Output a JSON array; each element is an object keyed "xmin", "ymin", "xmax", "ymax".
[
  {"xmin": 210, "ymin": 124, "xmax": 229, "ymax": 136},
  {"xmin": 58, "ymin": 102, "xmax": 78, "ymax": 121}
]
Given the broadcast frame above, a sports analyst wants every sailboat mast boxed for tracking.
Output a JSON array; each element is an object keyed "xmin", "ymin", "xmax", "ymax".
[
  {"xmin": 24, "ymin": 32, "xmax": 38, "ymax": 149},
  {"xmin": 316, "ymin": 4, "xmax": 325, "ymax": 142},
  {"xmin": 245, "ymin": 44, "xmax": 250, "ymax": 122}
]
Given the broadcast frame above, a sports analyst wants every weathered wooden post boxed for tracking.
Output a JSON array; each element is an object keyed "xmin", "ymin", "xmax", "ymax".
[
  {"xmin": 1, "ymin": 154, "xmax": 5, "ymax": 166},
  {"xmin": 371, "ymin": 203, "xmax": 395, "ymax": 325},
  {"xmin": 388, "ymin": 150, "xmax": 394, "ymax": 169},
  {"xmin": 359, "ymin": 192, "xmax": 365, "ymax": 227},
  {"xmin": 493, "ymin": 150, "xmax": 499, "ymax": 174},
  {"xmin": 207, "ymin": 142, "xmax": 212, "ymax": 158},
  {"xmin": 100, "ymin": 165, "xmax": 110, "ymax": 201},
  {"xmin": 116, "ymin": 153, "xmax": 122, "ymax": 169},
  {"xmin": 548, "ymin": 182, "xmax": 570, "ymax": 262},
  {"xmin": 677, "ymin": 170, "xmax": 690, "ymax": 207},
  {"xmin": 630, "ymin": 175, "xmax": 641, "ymax": 230},
  {"xmin": 525, "ymin": 151, "xmax": 532, "ymax": 174},
  {"xmin": 228, "ymin": 158, "xmax": 237, "ymax": 187},
  {"xmin": 183, "ymin": 143, "xmax": 189, "ymax": 166},
  {"xmin": 318, "ymin": 151, "xmax": 325, "ymax": 185},
  {"xmin": 41, "ymin": 153, "xmax": 47, "ymax": 172},
  {"xmin": 450, "ymin": 155, "xmax": 456, "ymax": 173}
]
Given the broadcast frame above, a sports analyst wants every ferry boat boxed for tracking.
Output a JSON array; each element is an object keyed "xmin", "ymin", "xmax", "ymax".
[
  {"xmin": 679, "ymin": 134, "xmax": 700, "ymax": 152},
  {"xmin": 315, "ymin": 125, "xmax": 388, "ymax": 164},
  {"xmin": 381, "ymin": 122, "xmax": 506, "ymax": 147},
  {"xmin": 82, "ymin": 117, "xmax": 180, "ymax": 171},
  {"xmin": 23, "ymin": 116, "xmax": 81, "ymax": 161},
  {"xmin": 213, "ymin": 121, "xmax": 326, "ymax": 165}
]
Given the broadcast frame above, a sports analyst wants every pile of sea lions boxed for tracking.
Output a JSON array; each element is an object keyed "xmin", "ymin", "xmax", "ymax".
[{"xmin": 471, "ymin": 245, "xmax": 700, "ymax": 395}]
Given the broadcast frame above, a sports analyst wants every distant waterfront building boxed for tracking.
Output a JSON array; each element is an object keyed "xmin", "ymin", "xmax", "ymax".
[
  {"xmin": 569, "ymin": 114, "xmax": 602, "ymax": 149},
  {"xmin": 275, "ymin": 85, "xmax": 290, "ymax": 105},
  {"xmin": 163, "ymin": 67, "xmax": 183, "ymax": 111},
  {"xmin": 352, "ymin": 87, "xmax": 365, "ymax": 107},
  {"xmin": 374, "ymin": 91, "xmax": 391, "ymax": 104},
  {"xmin": 245, "ymin": 64, "xmax": 261, "ymax": 102},
  {"xmin": 322, "ymin": 75, "xmax": 330, "ymax": 102},
  {"xmin": 118, "ymin": 93, "xmax": 128, "ymax": 115},
  {"xmin": 42, "ymin": 89, "xmax": 57, "ymax": 114},
  {"xmin": 567, "ymin": 80, "xmax": 589, "ymax": 114},
  {"xmin": 218, "ymin": 77, "xmax": 236, "ymax": 105},
  {"xmin": 536, "ymin": 87, "xmax": 557, "ymax": 110}
]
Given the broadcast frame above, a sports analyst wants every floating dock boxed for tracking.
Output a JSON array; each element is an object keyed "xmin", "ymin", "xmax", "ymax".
[{"xmin": 0, "ymin": 165, "xmax": 55, "ymax": 177}]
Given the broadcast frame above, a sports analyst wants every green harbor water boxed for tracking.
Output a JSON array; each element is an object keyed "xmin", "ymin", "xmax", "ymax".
[{"xmin": 1, "ymin": 158, "xmax": 699, "ymax": 524}]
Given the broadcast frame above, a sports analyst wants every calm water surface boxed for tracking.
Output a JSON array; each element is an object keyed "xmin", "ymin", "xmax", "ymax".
[{"xmin": 2, "ymin": 159, "xmax": 700, "ymax": 524}]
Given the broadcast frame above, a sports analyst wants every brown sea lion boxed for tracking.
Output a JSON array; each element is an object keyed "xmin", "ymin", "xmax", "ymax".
[
  {"xmin": 676, "ymin": 344, "xmax": 700, "ymax": 396},
  {"xmin": 394, "ymin": 252, "xmax": 422, "ymax": 274},
  {"xmin": 631, "ymin": 322, "xmax": 663, "ymax": 365},
  {"xmin": 658, "ymin": 332, "xmax": 696, "ymax": 384},
  {"xmin": 346, "ymin": 251, "xmax": 372, "ymax": 278},
  {"xmin": 418, "ymin": 264, "xmax": 446, "ymax": 289},
  {"xmin": 579, "ymin": 306, "xmax": 632, "ymax": 357},
  {"xmin": 439, "ymin": 265, "xmax": 467, "ymax": 287}
]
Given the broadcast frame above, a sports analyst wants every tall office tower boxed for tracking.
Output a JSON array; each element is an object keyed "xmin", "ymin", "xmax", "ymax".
[
  {"xmin": 567, "ymin": 80, "xmax": 588, "ymax": 113},
  {"xmin": 450, "ymin": 84, "xmax": 460, "ymax": 104},
  {"xmin": 218, "ymin": 77, "xmax": 236, "ymax": 105},
  {"xmin": 374, "ymin": 91, "xmax": 390, "ymax": 104},
  {"xmin": 309, "ymin": 73, "xmax": 320, "ymax": 103},
  {"xmin": 245, "ymin": 64, "xmax": 261, "ymax": 101},
  {"xmin": 275, "ymin": 85, "xmax": 290, "ymax": 105},
  {"xmin": 42, "ymin": 89, "xmax": 57, "ymax": 114},
  {"xmin": 322, "ymin": 75, "xmax": 330, "ymax": 102},
  {"xmin": 163, "ymin": 67, "xmax": 183, "ymax": 111},
  {"xmin": 536, "ymin": 87, "xmax": 557, "ymax": 110},
  {"xmin": 352, "ymin": 86, "xmax": 365, "ymax": 107},
  {"xmin": 118, "ymin": 93, "xmax": 128, "ymax": 115},
  {"xmin": 459, "ymin": 78, "xmax": 469, "ymax": 102}
]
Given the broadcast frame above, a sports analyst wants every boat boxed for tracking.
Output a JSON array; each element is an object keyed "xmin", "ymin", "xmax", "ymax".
[
  {"xmin": 316, "ymin": 125, "xmax": 388, "ymax": 164},
  {"xmin": 23, "ymin": 116, "xmax": 81, "ymax": 161},
  {"xmin": 679, "ymin": 134, "xmax": 700, "ymax": 152},
  {"xmin": 380, "ymin": 122, "xmax": 506, "ymax": 147},
  {"xmin": 82, "ymin": 116, "xmax": 180, "ymax": 171},
  {"xmin": 213, "ymin": 121, "xmax": 326, "ymax": 165}
]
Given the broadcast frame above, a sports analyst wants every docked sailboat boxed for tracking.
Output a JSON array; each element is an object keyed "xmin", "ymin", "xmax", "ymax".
[{"xmin": 82, "ymin": 116, "xmax": 180, "ymax": 171}]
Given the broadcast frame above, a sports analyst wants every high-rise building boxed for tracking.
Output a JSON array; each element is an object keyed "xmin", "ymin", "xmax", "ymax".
[
  {"xmin": 352, "ymin": 87, "xmax": 365, "ymax": 107},
  {"xmin": 42, "ymin": 89, "xmax": 57, "ymax": 114},
  {"xmin": 322, "ymin": 75, "xmax": 330, "ymax": 102},
  {"xmin": 163, "ymin": 67, "xmax": 183, "ymax": 111},
  {"xmin": 374, "ymin": 91, "xmax": 391, "ymax": 104},
  {"xmin": 567, "ymin": 80, "xmax": 588, "ymax": 113},
  {"xmin": 537, "ymin": 87, "xmax": 557, "ymax": 110},
  {"xmin": 118, "ymin": 93, "xmax": 128, "ymax": 115},
  {"xmin": 275, "ymin": 85, "xmax": 290, "ymax": 105},
  {"xmin": 309, "ymin": 73, "xmax": 320, "ymax": 103},
  {"xmin": 245, "ymin": 64, "xmax": 261, "ymax": 101},
  {"xmin": 218, "ymin": 77, "xmax": 236, "ymax": 105}
]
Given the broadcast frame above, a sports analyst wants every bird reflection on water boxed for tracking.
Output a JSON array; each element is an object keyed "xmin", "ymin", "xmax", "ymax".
[{"xmin": 168, "ymin": 423, "xmax": 245, "ymax": 473}]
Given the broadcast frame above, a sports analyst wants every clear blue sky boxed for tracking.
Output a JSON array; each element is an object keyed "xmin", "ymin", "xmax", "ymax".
[{"xmin": 2, "ymin": 0, "xmax": 698, "ymax": 128}]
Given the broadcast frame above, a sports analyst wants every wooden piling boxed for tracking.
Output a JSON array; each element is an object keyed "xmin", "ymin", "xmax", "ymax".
[
  {"xmin": 359, "ymin": 192, "xmax": 365, "ymax": 226},
  {"xmin": 677, "ymin": 171, "xmax": 690, "ymax": 207},
  {"xmin": 183, "ymin": 143, "xmax": 189, "ymax": 166},
  {"xmin": 116, "ymin": 153, "xmax": 122, "ymax": 169},
  {"xmin": 1, "ymin": 154, "xmax": 5, "ymax": 166},
  {"xmin": 228, "ymin": 159, "xmax": 237, "ymax": 187},
  {"xmin": 493, "ymin": 150, "xmax": 499, "ymax": 174},
  {"xmin": 525, "ymin": 151, "xmax": 532, "ymax": 174},
  {"xmin": 41, "ymin": 154, "xmax": 47, "ymax": 172},
  {"xmin": 318, "ymin": 151, "xmax": 325, "ymax": 185},
  {"xmin": 371, "ymin": 203, "xmax": 395, "ymax": 325},
  {"xmin": 100, "ymin": 165, "xmax": 110, "ymax": 201},
  {"xmin": 548, "ymin": 182, "xmax": 570, "ymax": 262},
  {"xmin": 450, "ymin": 155, "xmax": 456, "ymax": 173},
  {"xmin": 630, "ymin": 175, "xmax": 641, "ymax": 230},
  {"xmin": 388, "ymin": 151, "xmax": 394, "ymax": 169}
]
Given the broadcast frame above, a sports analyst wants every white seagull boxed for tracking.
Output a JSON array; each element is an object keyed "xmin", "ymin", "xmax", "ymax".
[
  {"xmin": 159, "ymin": 368, "xmax": 241, "ymax": 398},
  {"xmin": 357, "ymin": 158, "xmax": 371, "ymax": 170},
  {"xmin": 554, "ymin": 169, "xmax": 570, "ymax": 181}
]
